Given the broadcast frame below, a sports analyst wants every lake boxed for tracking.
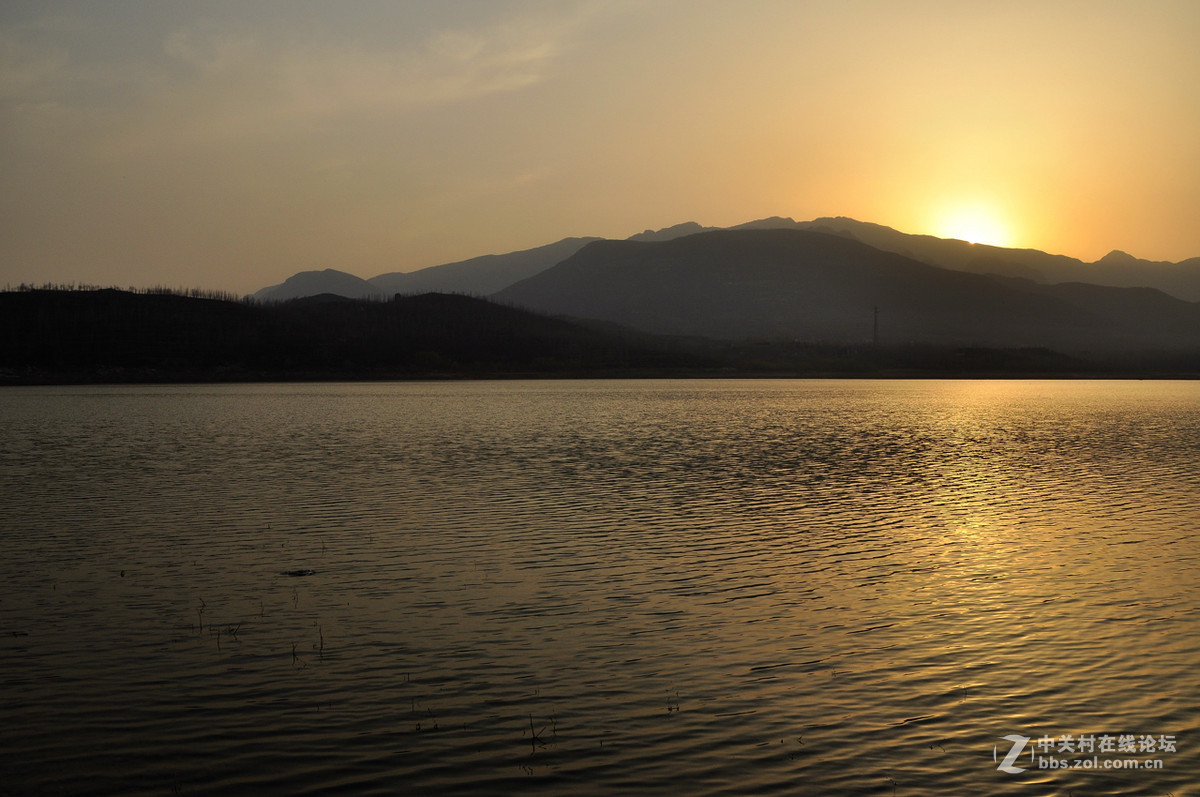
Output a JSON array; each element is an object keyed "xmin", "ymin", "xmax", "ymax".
[{"xmin": 1, "ymin": 379, "xmax": 1198, "ymax": 795}]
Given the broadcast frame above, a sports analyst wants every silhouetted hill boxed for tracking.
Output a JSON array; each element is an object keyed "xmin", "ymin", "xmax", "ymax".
[
  {"xmin": 258, "ymin": 223, "xmax": 758, "ymax": 301},
  {"xmin": 368, "ymin": 237, "xmax": 602, "ymax": 297},
  {"xmin": 254, "ymin": 269, "xmax": 384, "ymax": 302},
  {"xmin": 0, "ymin": 289, "xmax": 712, "ymax": 383},
  {"xmin": 494, "ymin": 228, "xmax": 1200, "ymax": 353},
  {"xmin": 794, "ymin": 216, "xmax": 1200, "ymax": 301}
]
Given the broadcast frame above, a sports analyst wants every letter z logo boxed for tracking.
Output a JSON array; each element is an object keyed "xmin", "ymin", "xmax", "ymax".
[{"xmin": 995, "ymin": 734, "xmax": 1030, "ymax": 773}]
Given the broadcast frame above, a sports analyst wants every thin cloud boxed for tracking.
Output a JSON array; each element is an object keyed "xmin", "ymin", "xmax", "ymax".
[
  {"xmin": 272, "ymin": 20, "xmax": 570, "ymax": 120},
  {"xmin": 162, "ymin": 28, "xmax": 257, "ymax": 75},
  {"xmin": 4, "ymin": 7, "xmax": 580, "ymax": 156}
]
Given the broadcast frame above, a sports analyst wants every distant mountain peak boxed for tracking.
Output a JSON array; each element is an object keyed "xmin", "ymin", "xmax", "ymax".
[
  {"xmin": 729, "ymin": 216, "xmax": 801, "ymax": 231},
  {"xmin": 1098, "ymin": 249, "xmax": 1137, "ymax": 264},
  {"xmin": 253, "ymin": 268, "xmax": 383, "ymax": 302}
]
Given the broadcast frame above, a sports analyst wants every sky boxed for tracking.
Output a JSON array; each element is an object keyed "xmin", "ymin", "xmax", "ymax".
[{"xmin": 2, "ymin": 1, "xmax": 1199, "ymax": 295}]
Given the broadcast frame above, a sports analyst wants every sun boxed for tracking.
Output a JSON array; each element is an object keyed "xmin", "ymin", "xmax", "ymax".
[{"xmin": 935, "ymin": 205, "xmax": 1013, "ymax": 248}]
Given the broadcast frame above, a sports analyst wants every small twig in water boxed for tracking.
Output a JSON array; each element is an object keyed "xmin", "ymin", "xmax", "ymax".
[{"xmin": 529, "ymin": 714, "xmax": 545, "ymax": 751}]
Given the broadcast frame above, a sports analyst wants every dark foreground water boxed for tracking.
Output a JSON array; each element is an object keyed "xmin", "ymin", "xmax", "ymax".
[{"xmin": 1, "ymin": 379, "xmax": 1198, "ymax": 795}]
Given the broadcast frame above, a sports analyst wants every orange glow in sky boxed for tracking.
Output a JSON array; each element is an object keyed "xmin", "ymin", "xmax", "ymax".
[
  {"xmin": 931, "ymin": 203, "xmax": 1016, "ymax": 248},
  {"xmin": 1, "ymin": 1, "xmax": 1198, "ymax": 294}
]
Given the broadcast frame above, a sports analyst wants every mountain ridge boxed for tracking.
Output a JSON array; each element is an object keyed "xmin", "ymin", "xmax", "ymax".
[
  {"xmin": 493, "ymin": 227, "xmax": 1200, "ymax": 354},
  {"xmin": 252, "ymin": 216, "xmax": 1200, "ymax": 303},
  {"xmin": 793, "ymin": 216, "xmax": 1200, "ymax": 299},
  {"xmin": 368, "ymin": 236, "xmax": 602, "ymax": 297}
]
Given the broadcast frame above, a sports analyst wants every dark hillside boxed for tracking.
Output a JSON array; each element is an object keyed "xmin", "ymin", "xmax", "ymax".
[
  {"xmin": 495, "ymin": 228, "xmax": 1200, "ymax": 352},
  {"xmin": 0, "ymin": 289, "xmax": 271, "ymax": 371},
  {"xmin": 0, "ymin": 289, "xmax": 711, "ymax": 383},
  {"xmin": 3, "ymin": 287, "xmax": 1197, "ymax": 383}
]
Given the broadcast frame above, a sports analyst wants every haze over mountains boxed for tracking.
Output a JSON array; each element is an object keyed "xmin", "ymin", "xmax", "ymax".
[{"xmin": 249, "ymin": 216, "xmax": 1200, "ymax": 355}]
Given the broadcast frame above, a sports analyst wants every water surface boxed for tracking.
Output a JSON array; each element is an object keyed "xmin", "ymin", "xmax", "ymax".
[{"xmin": 1, "ymin": 380, "xmax": 1198, "ymax": 794}]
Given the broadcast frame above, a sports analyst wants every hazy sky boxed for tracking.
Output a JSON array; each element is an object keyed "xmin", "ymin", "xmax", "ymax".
[{"xmin": 3, "ymin": 1, "xmax": 1199, "ymax": 294}]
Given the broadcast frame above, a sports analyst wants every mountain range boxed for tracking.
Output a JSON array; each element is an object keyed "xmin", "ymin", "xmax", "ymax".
[
  {"xmin": 254, "ymin": 216, "xmax": 1200, "ymax": 304},
  {"xmin": 495, "ymin": 228, "xmax": 1200, "ymax": 352},
  {"xmin": 249, "ymin": 216, "xmax": 1200, "ymax": 355}
]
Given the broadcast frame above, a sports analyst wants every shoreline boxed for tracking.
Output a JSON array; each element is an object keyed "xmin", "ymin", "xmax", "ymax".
[{"xmin": 4, "ymin": 366, "xmax": 1199, "ymax": 387}]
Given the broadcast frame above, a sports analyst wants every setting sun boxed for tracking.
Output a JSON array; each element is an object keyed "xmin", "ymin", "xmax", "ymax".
[{"xmin": 935, "ymin": 205, "xmax": 1014, "ymax": 248}]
